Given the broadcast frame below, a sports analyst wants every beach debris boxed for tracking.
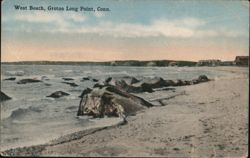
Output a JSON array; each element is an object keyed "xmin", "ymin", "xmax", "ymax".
[
  {"xmin": 47, "ymin": 91, "xmax": 70, "ymax": 98},
  {"xmin": 4, "ymin": 77, "xmax": 16, "ymax": 81},
  {"xmin": 77, "ymin": 85, "xmax": 153, "ymax": 117},
  {"xmin": 61, "ymin": 82, "xmax": 79, "ymax": 87},
  {"xmin": 62, "ymin": 77, "xmax": 74, "ymax": 81},
  {"xmin": 17, "ymin": 79, "xmax": 42, "ymax": 84},
  {"xmin": 0, "ymin": 91, "xmax": 11, "ymax": 102}
]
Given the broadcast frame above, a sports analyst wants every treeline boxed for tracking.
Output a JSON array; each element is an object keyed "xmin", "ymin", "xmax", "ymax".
[{"xmin": 1, "ymin": 60, "xmax": 197, "ymax": 67}]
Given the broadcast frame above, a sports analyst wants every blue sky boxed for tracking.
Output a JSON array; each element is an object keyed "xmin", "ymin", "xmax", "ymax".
[{"xmin": 2, "ymin": 0, "xmax": 249, "ymax": 61}]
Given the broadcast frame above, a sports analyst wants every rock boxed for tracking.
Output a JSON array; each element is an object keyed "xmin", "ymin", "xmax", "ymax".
[
  {"xmin": 81, "ymin": 77, "xmax": 91, "ymax": 81},
  {"xmin": 191, "ymin": 79, "xmax": 200, "ymax": 84},
  {"xmin": 62, "ymin": 77, "xmax": 74, "ymax": 81},
  {"xmin": 17, "ymin": 79, "xmax": 42, "ymax": 84},
  {"xmin": 115, "ymin": 80, "xmax": 154, "ymax": 93},
  {"xmin": 77, "ymin": 85, "xmax": 154, "ymax": 117},
  {"xmin": 164, "ymin": 80, "xmax": 176, "ymax": 86},
  {"xmin": 135, "ymin": 77, "xmax": 169, "ymax": 89},
  {"xmin": 173, "ymin": 79, "xmax": 186, "ymax": 86},
  {"xmin": 121, "ymin": 76, "xmax": 140, "ymax": 85},
  {"xmin": 79, "ymin": 88, "xmax": 92, "ymax": 98},
  {"xmin": 61, "ymin": 82, "xmax": 78, "ymax": 87},
  {"xmin": 105, "ymin": 77, "xmax": 112, "ymax": 83},
  {"xmin": 4, "ymin": 77, "xmax": 16, "ymax": 81},
  {"xmin": 105, "ymin": 76, "xmax": 140, "ymax": 86},
  {"xmin": 92, "ymin": 78, "xmax": 99, "ymax": 82},
  {"xmin": 93, "ymin": 83, "xmax": 106, "ymax": 88},
  {"xmin": 198, "ymin": 75, "xmax": 209, "ymax": 82},
  {"xmin": 0, "ymin": 91, "xmax": 11, "ymax": 102},
  {"xmin": 46, "ymin": 91, "xmax": 70, "ymax": 98}
]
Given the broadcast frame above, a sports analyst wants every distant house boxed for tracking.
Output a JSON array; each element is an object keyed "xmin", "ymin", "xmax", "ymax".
[
  {"xmin": 197, "ymin": 59, "xmax": 221, "ymax": 66},
  {"xmin": 234, "ymin": 56, "xmax": 249, "ymax": 66},
  {"xmin": 220, "ymin": 61, "xmax": 234, "ymax": 66}
]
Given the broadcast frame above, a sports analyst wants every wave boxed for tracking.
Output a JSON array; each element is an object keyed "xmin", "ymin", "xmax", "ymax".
[
  {"xmin": 5, "ymin": 71, "xmax": 25, "ymax": 76},
  {"xmin": 9, "ymin": 106, "xmax": 43, "ymax": 120}
]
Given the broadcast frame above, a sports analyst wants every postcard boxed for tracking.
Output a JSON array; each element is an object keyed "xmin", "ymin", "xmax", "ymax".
[{"xmin": 1, "ymin": 0, "xmax": 249, "ymax": 157}]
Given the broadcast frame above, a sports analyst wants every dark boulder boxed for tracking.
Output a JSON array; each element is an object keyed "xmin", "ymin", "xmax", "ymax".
[
  {"xmin": 17, "ymin": 79, "xmax": 42, "ymax": 84},
  {"xmin": 77, "ymin": 85, "xmax": 153, "ymax": 117},
  {"xmin": 92, "ymin": 78, "xmax": 99, "ymax": 82},
  {"xmin": 47, "ymin": 91, "xmax": 70, "ymax": 98},
  {"xmin": 198, "ymin": 75, "xmax": 209, "ymax": 82},
  {"xmin": 4, "ymin": 77, "xmax": 16, "ymax": 81},
  {"xmin": 62, "ymin": 77, "xmax": 74, "ymax": 81},
  {"xmin": 61, "ymin": 82, "xmax": 78, "ymax": 87},
  {"xmin": 0, "ymin": 91, "xmax": 11, "ymax": 102},
  {"xmin": 81, "ymin": 77, "xmax": 91, "ymax": 81}
]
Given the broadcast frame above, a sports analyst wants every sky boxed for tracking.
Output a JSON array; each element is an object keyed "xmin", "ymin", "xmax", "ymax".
[{"xmin": 1, "ymin": 0, "xmax": 249, "ymax": 62}]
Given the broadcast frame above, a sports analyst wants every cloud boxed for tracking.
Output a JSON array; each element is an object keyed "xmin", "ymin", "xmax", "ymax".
[
  {"xmin": 12, "ymin": 12, "xmax": 244, "ymax": 38},
  {"xmin": 15, "ymin": 11, "xmax": 86, "ymax": 26},
  {"xmin": 61, "ymin": 18, "xmax": 243, "ymax": 38}
]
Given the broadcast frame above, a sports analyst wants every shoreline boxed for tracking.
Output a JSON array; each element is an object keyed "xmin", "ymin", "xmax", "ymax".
[{"xmin": 1, "ymin": 67, "xmax": 248, "ymax": 157}]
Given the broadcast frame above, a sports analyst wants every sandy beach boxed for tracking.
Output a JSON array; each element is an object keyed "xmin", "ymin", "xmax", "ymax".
[{"xmin": 1, "ymin": 67, "xmax": 249, "ymax": 157}]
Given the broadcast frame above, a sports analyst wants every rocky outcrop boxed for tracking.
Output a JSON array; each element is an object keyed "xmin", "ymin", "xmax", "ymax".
[
  {"xmin": 0, "ymin": 91, "xmax": 11, "ymax": 102},
  {"xmin": 47, "ymin": 91, "xmax": 70, "ymax": 98},
  {"xmin": 77, "ymin": 85, "xmax": 153, "ymax": 118},
  {"xmin": 99, "ymin": 75, "xmax": 210, "ymax": 93},
  {"xmin": 17, "ymin": 79, "xmax": 42, "ymax": 84},
  {"xmin": 77, "ymin": 75, "xmax": 210, "ymax": 118}
]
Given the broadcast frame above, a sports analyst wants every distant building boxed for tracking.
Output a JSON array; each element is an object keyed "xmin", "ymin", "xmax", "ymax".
[
  {"xmin": 220, "ymin": 61, "xmax": 234, "ymax": 66},
  {"xmin": 234, "ymin": 56, "xmax": 249, "ymax": 66},
  {"xmin": 197, "ymin": 59, "xmax": 221, "ymax": 67}
]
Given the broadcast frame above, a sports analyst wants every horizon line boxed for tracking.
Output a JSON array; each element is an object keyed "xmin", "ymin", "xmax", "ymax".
[{"xmin": 1, "ymin": 58, "xmax": 243, "ymax": 63}]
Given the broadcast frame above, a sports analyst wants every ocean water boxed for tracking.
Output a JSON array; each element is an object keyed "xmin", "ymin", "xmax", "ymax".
[{"xmin": 0, "ymin": 65, "xmax": 241, "ymax": 151}]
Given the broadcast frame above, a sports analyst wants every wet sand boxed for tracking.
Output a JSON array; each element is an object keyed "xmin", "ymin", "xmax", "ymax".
[{"xmin": 1, "ymin": 67, "xmax": 249, "ymax": 157}]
